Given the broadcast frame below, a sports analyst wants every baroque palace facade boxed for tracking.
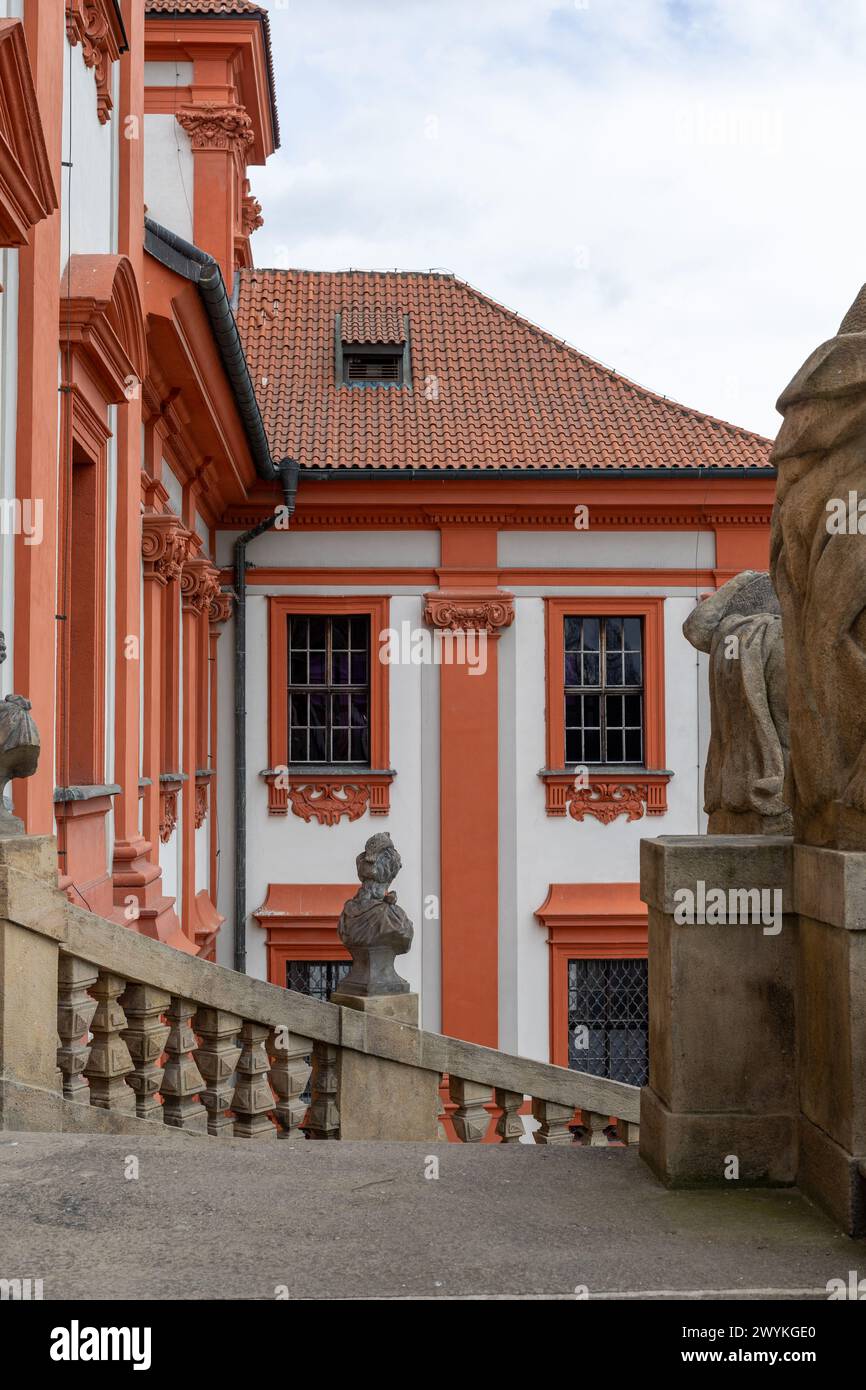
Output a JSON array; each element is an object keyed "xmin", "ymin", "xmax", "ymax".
[{"xmin": 0, "ymin": 1, "xmax": 774, "ymax": 1076}]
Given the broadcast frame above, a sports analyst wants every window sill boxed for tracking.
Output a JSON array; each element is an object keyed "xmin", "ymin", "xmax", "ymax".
[
  {"xmin": 261, "ymin": 768, "xmax": 396, "ymax": 824},
  {"xmin": 538, "ymin": 768, "xmax": 673, "ymax": 822}
]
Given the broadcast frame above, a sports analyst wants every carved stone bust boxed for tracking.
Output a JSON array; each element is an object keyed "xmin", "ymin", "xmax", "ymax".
[
  {"xmin": 336, "ymin": 832, "xmax": 413, "ymax": 996},
  {"xmin": 771, "ymin": 284, "xmax": 866, "ymax": 848},
  {"xmin": 0, "ymin": 629, "xmax": 41, "ymax": 834},
  {"xmin": 683, "ymin": 571, "xmax": 791, "ymax": 834}
]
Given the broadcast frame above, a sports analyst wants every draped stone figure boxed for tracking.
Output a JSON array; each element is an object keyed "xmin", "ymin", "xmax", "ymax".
[
  {"xmin": 337, "ymin": 832, "xmax": 413, "ymax": 996},
  {"xmin": 0, "ymin": 630, "xmax": 40, "ymax": 834},
  {"xmin": 683, "ymin": 571, "xmax": 791, "ymax": 834},
  {"xmin": 770, "ymin": 283, "xmax": 866, "ymax": 848}
]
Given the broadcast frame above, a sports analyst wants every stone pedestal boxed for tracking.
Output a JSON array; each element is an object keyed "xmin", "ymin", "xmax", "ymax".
[
  {"xmin": 639, "ymin": 835, "xmax": 798, "ymax": 1187},
  {"xmin": 792, "ymin": 844, "xmax": 866, "ymax": 1236},
  {"xmin": 330, "ymin": 992, "xmax": 441, "ymax": 1141}
]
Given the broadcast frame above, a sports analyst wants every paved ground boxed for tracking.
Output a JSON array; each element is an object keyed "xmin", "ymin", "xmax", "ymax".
[{"xmin": 0, "ymin": 1131, "xmax": 861, "ymax": 1300}]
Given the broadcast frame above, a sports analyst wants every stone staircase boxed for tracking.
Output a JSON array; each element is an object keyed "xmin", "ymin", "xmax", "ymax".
[{"xmin": 0, "ymin": 832, "xmax": 639, "ymax": 1146}]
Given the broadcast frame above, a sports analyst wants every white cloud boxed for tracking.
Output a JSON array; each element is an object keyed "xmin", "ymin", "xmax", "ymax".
[{"xmin": 253, "ymin": 0, "xmax": 866, "ymax": 437}]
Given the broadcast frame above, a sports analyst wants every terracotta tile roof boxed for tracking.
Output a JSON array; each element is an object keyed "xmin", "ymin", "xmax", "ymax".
[
  {"xmin": 236, "ymin": 269, "xmax": 774, "ymax": 472},
  {"xmin": 144, "ymin": 1, "xmax": 279, "ymax": 149},
  {"xmin": 341, "ymin": 305, "xmax": 405, "ymax": 345}
]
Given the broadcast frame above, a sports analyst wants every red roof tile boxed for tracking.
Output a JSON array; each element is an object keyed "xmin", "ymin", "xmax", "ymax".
[
  {"xmin": 236, "ymin": 269, "xmax": 773, "ymax": 472},
  {"xmin": 341, "ymin": 305, "xmax": 405, "ymax": 345}
]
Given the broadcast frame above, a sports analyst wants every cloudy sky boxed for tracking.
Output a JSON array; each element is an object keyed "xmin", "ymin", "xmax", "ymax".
[{"xmin": 252, "ymin": 0, "xmax": 866, "ymax": 439}]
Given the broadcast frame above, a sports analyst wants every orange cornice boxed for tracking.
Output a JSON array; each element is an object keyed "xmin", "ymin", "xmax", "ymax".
[
  {"xmin": 217, "ymin": 476, "xmax": 776, "ymax": 530},
  {"xmin": 0, "ymin": 19, "xmax": 57, "ymax": 245},
  {"xmin": 219, "ymin": 565, "xmax": 716, "ymax": 590},
  {"xmin": 143, "ymin": 256, "xmax": 258, "ymax": 516},
  {"xmin": 145, "ymin": 17, "xmax": 276, "ymax": 164}
]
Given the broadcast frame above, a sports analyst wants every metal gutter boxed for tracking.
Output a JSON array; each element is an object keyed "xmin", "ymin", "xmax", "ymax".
[
  {"xmin": 295, "ymin": 465, "xmax": 776, "ymax": 481},
  {"xmin": 143, "ymin": 216, "xmax": 276, "ymax": 481}
]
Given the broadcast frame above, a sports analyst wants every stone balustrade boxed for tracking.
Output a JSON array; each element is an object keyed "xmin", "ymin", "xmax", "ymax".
[{"xmin": 0, "ymin": 833, "xmax": 639, "ymax": 1145}]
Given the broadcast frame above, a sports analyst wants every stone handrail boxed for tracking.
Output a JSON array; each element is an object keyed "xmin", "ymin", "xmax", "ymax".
[{"xmin": 0, "ymin": 834, "xmax": 639, "ymax": 1145}]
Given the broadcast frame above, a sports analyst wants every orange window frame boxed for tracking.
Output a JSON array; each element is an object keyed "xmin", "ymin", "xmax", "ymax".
[
  {"xmin": 267, "ymin": 595, "xmax": 391, "ymax": 773},
  {"xmin": 543, "ymin": 596, "xmax": 666, "ymax": 771}
]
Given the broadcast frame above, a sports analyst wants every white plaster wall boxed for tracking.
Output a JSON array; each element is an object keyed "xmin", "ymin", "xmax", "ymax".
[
  {"xmin": 160, "ymin": 823, "xmax": 180, "ymax": 909},
  {"xmin": 144, "ymin": 62, "xmax": 193, "ymax": 86},
  {"xmin": 61, "ymin": 36, "xmax": 117, "ymax": 266},
  {"xmin": 161, "ymin": 461, "xmax": 183, "ymax": 516},
  {"xmin": 504, "ymin": 582, "xmax": 711, "ymax": 1063},
  {"xmin": 143, "ymin": 114, "xmax": 193, "ymax": 243},
  {"xmin": 499, "ymin": 530, "xmax": 716, "ymax": 569},
  {"xmin": 215, "ymin": 529, "xmax": 439, "ymax": 569},
  {"xmin": 195, "ymin": 820, "xmax": 209, "ymax": 893}
]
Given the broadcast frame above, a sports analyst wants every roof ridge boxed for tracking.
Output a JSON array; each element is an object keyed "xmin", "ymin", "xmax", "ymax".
[{"xmin": 451, "ymin": 274, "xmax": 773, "ymax": 447}]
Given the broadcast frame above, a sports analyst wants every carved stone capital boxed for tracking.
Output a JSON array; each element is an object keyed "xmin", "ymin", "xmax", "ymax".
[
  {"xmin": 208, "ymin": 589, "xmax": 234, "ymax": 627},
  {"xmin": 181, "ymin": 555, "xmax": 221, "ymax": 615},
  {"xmin": 423, "ymin": 590, "xmax": 515, "ymax": 634},
  {"xmin": 141, "ymin": 513, "xmax": 193, "ymax": 587},
  {"xmin": 176, "ymin": 103, "xmax": 255, "ymax": 156}
]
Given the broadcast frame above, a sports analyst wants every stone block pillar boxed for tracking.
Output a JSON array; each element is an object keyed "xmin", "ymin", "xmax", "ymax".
[
  {"xmin": 793, "ymin": 844, "xmax": 866, "ymax": 1235},
  {"xmin": 331, "ymin": 992, "xmax": 441, "ymax": 1141},
  {"xmin": 639, "ymin": 834, "xmax": 797, "ymax": 1187}
]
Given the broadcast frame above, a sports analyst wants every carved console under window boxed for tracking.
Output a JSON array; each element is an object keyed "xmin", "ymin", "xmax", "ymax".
[
  {"xmin": 263, "ymin": 770, "xmax": 394, "ymax": 823},
  {"xmin": 65, "ymin": 1, "xmax": 126, "ymax": 126},
  {"xmin": 540, "ymin": 770, "xmax": 671, "ymax": 823},
  {"xmin": 159, "ymin": 773, "xmax": 185, "ymax": 843}
]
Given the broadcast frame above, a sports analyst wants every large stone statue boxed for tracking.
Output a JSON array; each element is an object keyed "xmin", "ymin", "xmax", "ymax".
[
  {"xmin": 770, "ymin": 283, "xmax": 866, "ymax": 848},
  {"xmin": 0, "ymin": 630, "xmax": 40, "ymax": 834},
  {"xmin": 683, "ymin": 571, "xmax": 791, "ymax": 834},
  {"xmin": 336, "ymin": 832, "xmax": 413, "ymax": 996}
]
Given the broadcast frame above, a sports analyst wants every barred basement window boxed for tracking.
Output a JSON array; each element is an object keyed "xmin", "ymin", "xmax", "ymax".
[
  {"xmin": 564, "ymin": 615, "xmax": 643, "ymax": 764},
  {"xmin": 286, "ymin": 960, "xmax": 350, "ymax": 1000},
  {"xmin": 567, "ymin": 958, "xmax": 648, "ymax": 1087},
  {"xmin": 288, "ymin": 614, "xmax": 370, "ymax": 764}
]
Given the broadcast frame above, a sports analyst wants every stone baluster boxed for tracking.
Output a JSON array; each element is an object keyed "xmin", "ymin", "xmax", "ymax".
[
  {"xmin": 231, "ymin": 1021, "xmax": 276, "ymax": 1139},
  {"xmin": 580, "ymin": 1110, "xmax": 612, "ymax": 1146},
  {"xmin": 448, "ymin": 1076, "xmax": 490, "ymax": 1142},
  {"xmin": 195, "ymin": 1007, "xmax": 242, "ymax": 1137},
  {"xmin": 120, "ymin": 984, "xmax": 171, "ymax": 1120},
  {"xmin": 304, "ymin": 1041, "xmax": 340, "ymax": 1139},
  {"xmin": 161, "ymin": 996, "xmax": 207, "ymax": 1131},
  {"xmin": 615, "ymin": 1118, "xmax": 640, "ymax": 1146},
  {"xmin": 83, "ymin": 971, "xmax": 136, "ymax": 1113},
  {"xmin": 494, "ymin": 1087, "xmax": 525, "ymax": 1144},
  {"xmin": 56, "ymin": 955, "xmax": 98, "ymax": 1102},
  {"xmin": 267, "ymin": 1027, "xmax": 312, "ymax": 1138},
  {"xmin": 531, "ymin": 1097, "xmax": 575, "ymax": 1145}
]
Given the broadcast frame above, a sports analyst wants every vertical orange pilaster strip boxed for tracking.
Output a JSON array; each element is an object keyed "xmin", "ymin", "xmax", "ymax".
[
  {"xmin": 180, "ymin": 589, "xmax": 198, "ymax": 944},
  {"xmin": 141, "ymin": 564, "xmax": 164, "ymax": 859},
  {"xmin": 427, "ymin": 529, "xmax": 513, "ymax": 1047},
  {"xmin": 111, "ymin": 0, "xmax": 149, "ymax": 909},
  {"xmin": 14, "ymin": 1, "xmax": 63, "ymax": 833}
]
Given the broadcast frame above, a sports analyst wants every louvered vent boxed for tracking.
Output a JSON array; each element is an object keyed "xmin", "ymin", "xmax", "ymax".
[{"xmin": 345, "ymin": 351, "xmax": 402, "ymax": 383}]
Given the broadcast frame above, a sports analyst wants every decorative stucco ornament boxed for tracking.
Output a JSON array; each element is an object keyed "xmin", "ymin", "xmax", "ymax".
[
  {"xmin": 770, "ymin": 284, "xmax": 866, "ymax": 848},
  {"xmin": 336, "ymin": 833, "xmax": 413, "ymax": 996},
  {"xmin": 0, "ymin": 630, "xmax": 40, "ymax": 834},
  {"xmin": 683, "ymin": 571, "xmax": 791, "ymax": 835}
]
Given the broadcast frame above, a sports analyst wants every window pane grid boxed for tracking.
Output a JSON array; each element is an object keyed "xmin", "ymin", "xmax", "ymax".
[
  {"xmin": 567, "ymin": 958, "xmax": 648, "ymax": 1086},
  {"xmin": 564, "ymin": 616, "xmax": 643, "ymax": 765},
  {"xmin": 288, "ymin": 615, "xmax": 371, "ymax": 765}
]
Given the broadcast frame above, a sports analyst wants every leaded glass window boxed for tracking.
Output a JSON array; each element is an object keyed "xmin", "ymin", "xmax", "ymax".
[
  {"xmin": 285, "ymin": 960, "xmax": 350, "ymax": 1000},
  {"xmin": 567, "ymin": 958, "xmax": 648, "ymax": 1087},
  {"xmin": 288, "ymin": 615, "xmax": 370, "ymax": 764},
  {"xmin": 564, "ymin": 615, "xmax": 643, "ymax": 765}
]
